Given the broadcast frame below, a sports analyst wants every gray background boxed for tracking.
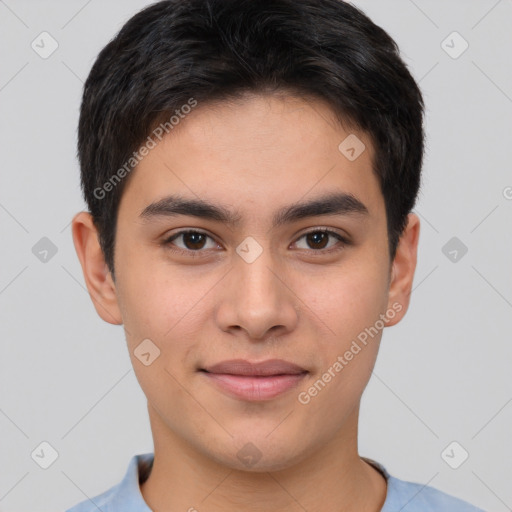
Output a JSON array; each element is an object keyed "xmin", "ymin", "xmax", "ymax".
[{"xmin": 1, "ymin": 1, "xmax": 511, "ymax": 511}]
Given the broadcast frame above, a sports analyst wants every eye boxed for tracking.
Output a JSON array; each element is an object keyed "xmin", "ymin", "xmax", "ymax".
[
  {"xmin": 293, "ymin": 228, "xmax": 348, "ymax": 252},
  {"xmin": 162, "ymin": 228, "xmax": 349, "ymax": 258},
  {"xmin": 163, "ymin": 230, "xmax": 220, "ymax": 255}
]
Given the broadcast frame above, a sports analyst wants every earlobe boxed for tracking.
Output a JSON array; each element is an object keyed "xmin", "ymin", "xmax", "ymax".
[
  {"xmin": 385, "ymin": 213, "xmax": 420, "ymax": 327},
  {"xmin": 71, "ymin": 211, "xmax": 123, "ymax": 325}
]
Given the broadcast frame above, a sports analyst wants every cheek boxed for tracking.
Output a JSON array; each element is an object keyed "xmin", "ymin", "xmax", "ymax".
[
  {"xmin": 116, "ymin": 241, "xmax": 177, "ymax": 325},
  {"xmin": 293, "ymin": 268, "xmax": 387, "ymax": 425},
  {"xmin": 118, "ymin": 266, "xmax": 202, "ymax": 414},
  {"xmin": 115, "ymin": 249, "xmax": 215, "ymax": 367},
  {"xmin": 294, "ymin": 259, "xmax": 389, "ymax": 345}
]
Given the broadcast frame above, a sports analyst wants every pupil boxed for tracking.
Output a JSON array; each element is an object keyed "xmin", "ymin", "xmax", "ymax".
[
  {"xmin": 308, "ymin": 232, "xmax": 328, "ymax": 249},
  {"xmin": 185, "ymin": 233, "xmax": 205, "ymax": 250}
]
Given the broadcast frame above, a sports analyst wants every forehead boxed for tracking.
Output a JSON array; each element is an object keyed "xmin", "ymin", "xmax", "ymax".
[{"xmin": 118, "ymin": 93, "xmax": 384, "ymax": 225}]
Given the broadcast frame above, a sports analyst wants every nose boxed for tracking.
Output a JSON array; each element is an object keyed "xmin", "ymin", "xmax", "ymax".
[{"xmin": 214, "ymin": 243, "xmax": 299, "ymax": 342}]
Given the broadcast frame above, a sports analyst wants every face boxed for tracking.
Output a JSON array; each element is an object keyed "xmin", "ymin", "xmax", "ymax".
[{"xmin": 73, "ymin": 92, "xmax": 418, "ymax": 472}]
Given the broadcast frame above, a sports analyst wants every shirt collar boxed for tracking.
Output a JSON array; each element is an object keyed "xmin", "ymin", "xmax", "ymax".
[{"xmin": 113, "ymin": 453, "xmax": 153, "ymax": 511}]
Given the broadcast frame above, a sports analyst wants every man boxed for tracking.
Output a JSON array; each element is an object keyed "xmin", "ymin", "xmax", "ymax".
[{"xmin": 67, "ymin": 0, "xmax": 484, "ymax": 510}]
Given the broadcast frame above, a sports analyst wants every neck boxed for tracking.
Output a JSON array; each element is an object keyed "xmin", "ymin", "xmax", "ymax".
[{"xmin": 140, "ymin": 403, "xmax": 387, "ymax": 512}]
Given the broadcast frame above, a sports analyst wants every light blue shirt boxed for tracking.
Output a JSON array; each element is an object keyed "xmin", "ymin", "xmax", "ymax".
[{"xmin": 66, "ymin": 453, "xmax": 486, "ymax": 511}]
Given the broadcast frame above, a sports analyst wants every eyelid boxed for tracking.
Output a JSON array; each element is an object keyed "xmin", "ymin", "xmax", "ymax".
[
  {"xmin": 295, "ymin": 226, "xmax": 349, "ymax": 241},
  {"xmin": 165, "ymin": 228, "xmax": 214, "ymax": 241}
]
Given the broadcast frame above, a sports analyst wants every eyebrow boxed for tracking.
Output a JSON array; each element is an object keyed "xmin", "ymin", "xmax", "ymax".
[{"xmin": 139, "ymin": 191, "xmax": 369, "ymax": 228}]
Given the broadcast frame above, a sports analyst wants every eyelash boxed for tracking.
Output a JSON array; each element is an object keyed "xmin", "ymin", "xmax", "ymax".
[{"xmin": 162, "ymin": 228, "xmax": 349, "ymax": 258}]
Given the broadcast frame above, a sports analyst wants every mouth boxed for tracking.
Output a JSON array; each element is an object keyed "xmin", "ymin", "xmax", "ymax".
[{"xmin": 199, "ymin": 359, "xmax": 308, "ymax": 401}]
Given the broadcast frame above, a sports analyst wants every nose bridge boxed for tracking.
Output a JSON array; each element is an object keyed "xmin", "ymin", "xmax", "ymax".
[
  {"xmin": 215, "ymin": 236, "xmax": 299, "ymax": 339},
  {"xmin": 235, "ymin": 238, "xmax": 283, "ymax": 308},
  {"xmin": 239, "ymin": 252, "xmax": 277, "ymax": 299}
]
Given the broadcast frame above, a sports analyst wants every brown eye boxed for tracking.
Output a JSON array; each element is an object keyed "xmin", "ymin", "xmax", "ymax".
[
  {"xmin": 305, "ymin": 231, "xmax": 329, "ymax": 249},
  {"xmin": 164, "ymin": 230, "xmax": 218, "ymax": 253},
  {"xmin": 294, "ymin": 229, "xmax": 347, "ymax": 252},
  {"xmin": 181, "ymin": 232, "xmax": 207, "ymax": 250}
]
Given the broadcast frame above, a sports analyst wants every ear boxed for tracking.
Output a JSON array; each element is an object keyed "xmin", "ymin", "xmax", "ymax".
[
  {"xmin": 71, "ymin": 211, "xmax": 123, "ymax": 325},
  {"xmin": 385, "ymin": 213, "xmax": 420, "ymax": 327}
]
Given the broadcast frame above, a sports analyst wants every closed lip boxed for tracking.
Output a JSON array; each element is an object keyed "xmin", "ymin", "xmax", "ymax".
[{"xmin": 200, "ymin": 358, "xmax": 308, "ymax": 376}]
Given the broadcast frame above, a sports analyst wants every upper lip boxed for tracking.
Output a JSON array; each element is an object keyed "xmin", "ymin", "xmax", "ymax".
[{"xmin": 201, "ymin": 359, "xmax": 307, "ymax": 376}]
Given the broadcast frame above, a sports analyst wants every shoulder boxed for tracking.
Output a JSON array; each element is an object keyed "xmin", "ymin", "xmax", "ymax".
[
  {"xmin": 65, "ymin": 453, "xmax": 154, "ymax": 512},
  {"xmin": 383, "ymin": 474, "xmax": 486, "ymax": 512},
  {"xmin": 362, "ymin": 457, "xmax": 485, "ymax": 512},
  {"xmin": 65, "ymin": 484, "xmax": 119, "ymax": 512}
]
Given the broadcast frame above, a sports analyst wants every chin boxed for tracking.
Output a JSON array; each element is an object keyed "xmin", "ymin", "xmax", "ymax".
[{"xmin": 204, "ymin": 435, "xmax": 307, "ymax": 473}]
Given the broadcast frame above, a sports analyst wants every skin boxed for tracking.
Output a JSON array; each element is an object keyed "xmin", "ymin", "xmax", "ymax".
[{"xmin": 72, "ymin": 92, "xmax": 420, "ymax": 512}]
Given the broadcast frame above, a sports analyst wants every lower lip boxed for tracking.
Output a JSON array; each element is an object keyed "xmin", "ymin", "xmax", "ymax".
[{"xmin": 201, "ymin": 371, "xmax": 307, "ymax": 401}]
